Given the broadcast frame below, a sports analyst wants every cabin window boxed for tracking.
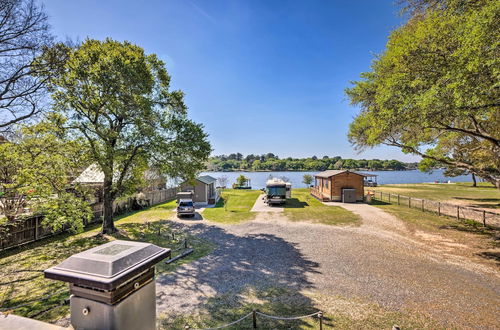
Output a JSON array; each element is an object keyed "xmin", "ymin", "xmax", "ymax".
[{"xmin": 325, "ymin": 180, "xmax": 329, "ymax": 189}]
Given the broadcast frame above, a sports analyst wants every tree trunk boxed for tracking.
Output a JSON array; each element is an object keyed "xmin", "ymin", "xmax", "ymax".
[
  {"xmin": 471, "ymin": 173, "xmax": 477, "ymax": 187},
  {"xmin": 101, "ymin": 176, "xmax": 116, "ymax": 234}
]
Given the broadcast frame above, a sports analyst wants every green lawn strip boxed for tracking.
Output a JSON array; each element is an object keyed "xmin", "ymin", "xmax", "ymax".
[
  {"xmin": 160, "ymin": 286, "xmax": 441, "ymax": 329},
  {"xmin": 203, "ymin": 189, "xmax": 261, "ymax": 224},
  {"xmin": 0, "ymin": 199, "xmax": 213, "ymax": 323},
  {"xmin": 284, "ymin": 189, "xmax": 360, "ymax": 226},
  {"xmin": 370, "ymin": 201, "xmax": 499, "ymax": 249},
  {"xmin": 372, "ymin": 182, "xmax": 499, "ymax": 209}
]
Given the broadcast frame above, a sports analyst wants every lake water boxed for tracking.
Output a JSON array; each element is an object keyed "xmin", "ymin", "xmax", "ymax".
[{"xmin": 200, "ymin": 169, "xmax": 474, "ymax": 189}]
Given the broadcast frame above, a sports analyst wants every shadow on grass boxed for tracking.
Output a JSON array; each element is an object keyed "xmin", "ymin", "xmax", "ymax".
[
  {"xmin": 476, "ymin": 251, "xmax": 500, "ymax": 262},
  {"xmin": 283, "ymin": 198, "xmax": 308, "ymax": 209},
  {"xmin": 369, "ymin": 199, "xmax": 391, "ymax": 206},
  {"xmin": 0, "ymin": 215, "xmax": 208, "ymax": 323},
  {"xmin": 161, "ymin": 286, "xmax": 333, "ymax": 329},
  {"xmin": 0, "ymin": 221, "xmax": 104, "ymax": 261},
  {"xmin": 157, "ymin": 221, "xmax": 322, "ymax": 329},
  {"xmin": 438, "ymin": 219, "xmax": 499, "ymax": 242},
  {"xmin": 176, "ymin": 212, "xmax": 204, "ymax": 221},
  {"xmin": 453, "ymin": 197, "xmax": 500, "ymax": 209}
]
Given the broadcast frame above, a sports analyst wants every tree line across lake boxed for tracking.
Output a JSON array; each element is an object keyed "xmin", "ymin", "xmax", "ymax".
[{"xmin": 207, "ymin": 153, "xmax": 417, "ymax": 172}]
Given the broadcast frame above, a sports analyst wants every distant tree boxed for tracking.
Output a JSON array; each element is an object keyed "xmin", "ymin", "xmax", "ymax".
[
  {"xmin": 346, "ymin": 0, "xmax": 500, "ymax": 188},
  {"xmin": 302, "ymin": 174, "xmax": 313, "ymax": 187},
  {"xmin": 333, "ymin": 160, "xmax": 343, "ymax": 170},
  {"xmin": 322, "ymin": 155, "xmax": 329, "ymax": 159},
  {"xmin": 311, "ymin": 155, "xmax": 318, "ymax": 160},
  {"xmin": 368, "ymin": 160, "xmax": 383, "ymax": 170},
  {"xmin": 357, "ymin": 159, "xmax": 368, "ymax": 169},
  {"xmin": 217, "ymin": 175, "xmax": 228, "ymax": 188},
  {"xmin": 252, "ymin": 159, "xmax": 262, "ymax": 171},
  {"xmin": 44, "ymin": 39, "xmax": 211, "ymax": 233},
  {"xmin": 236, "ymin": 174, "xmax": 248, "ymax": 187},
  {"xmin": 0, "ymin": 0, "xmax": 56, "ymax": 132}
]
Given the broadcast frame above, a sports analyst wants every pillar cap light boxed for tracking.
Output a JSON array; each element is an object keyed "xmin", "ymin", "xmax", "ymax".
[{"xmin": 44, "ymin": 240, "xmax": 171, "ymax": 291}]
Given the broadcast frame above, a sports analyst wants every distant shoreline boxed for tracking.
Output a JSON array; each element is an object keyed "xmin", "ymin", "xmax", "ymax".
[{"xmin": 203, "ymin": 169, "xmax": 421, "ymax": 173}]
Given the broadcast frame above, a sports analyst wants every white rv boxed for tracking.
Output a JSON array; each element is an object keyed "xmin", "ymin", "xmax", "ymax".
[{"xmin": 265, "ymin": 178, "xmax": 292, "ymax": 205}]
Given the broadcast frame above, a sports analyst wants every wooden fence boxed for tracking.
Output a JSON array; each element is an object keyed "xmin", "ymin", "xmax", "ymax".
[
  {"xmin": 0, "ymin": 188, "xmax": 179, "ymax": 251},
  {"xmin": 368, "ymin": 190, "xmax": 500, "ymax": 228}
]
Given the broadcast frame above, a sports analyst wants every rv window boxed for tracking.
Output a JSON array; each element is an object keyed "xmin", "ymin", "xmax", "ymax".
[
  {"xmin": 179, "ymin": 201, "xmax": 193, "ymax": 207},
  {"xmin": 267, "ymin": 187, "xmax": 286, "ymax": 196}
]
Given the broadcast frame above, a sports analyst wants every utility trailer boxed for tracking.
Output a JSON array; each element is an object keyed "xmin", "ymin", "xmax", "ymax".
[{"xmin": 265, "ymin": 178, "xmax": 291, "ymax": 205}]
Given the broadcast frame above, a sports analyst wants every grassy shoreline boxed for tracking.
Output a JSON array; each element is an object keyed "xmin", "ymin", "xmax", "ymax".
[{"xmin": 372, "ymin": 182, "xmax": 499, "ymax": 209}]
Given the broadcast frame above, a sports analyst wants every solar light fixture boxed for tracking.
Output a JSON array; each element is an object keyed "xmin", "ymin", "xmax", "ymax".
[{"xmin": 45, "ymin": 240, "xmax": 171, "ymax": 330}]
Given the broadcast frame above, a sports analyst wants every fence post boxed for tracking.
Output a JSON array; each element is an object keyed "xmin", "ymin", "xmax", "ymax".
[
  {"xmin": 35, "ymin": 216, "xmax": 39, "ymax": 241},
  {"xmin": 318, "ymin": 312, "xmax": 323, "ymax": 330},
  {"xmin": 397, "ymin": 194, "xmax": 400, "ymax": 205},
  {"xmin": 408, "ymin": 197, "xmax": 411, "ymax": 208},
  {"xmin": 482, "ymin": 210, "xmax": 486, "ymax": 226},
  {"xmin": 438, "ymin": 202, "xmax": 441, "ymax": 216},
  {"xmin": 252, "ymin": 310, "xmax": 257, "ymax": 329},
  {"xmin": 388, "ymin": 194, "xmax": 391, "ymax": 203},
  {"xmin": 421, "ymin": 199, "xmax": 424, "ymax": 211},
  {"xmin": 457, "ymin": 206, "xmax": 460, "ymax": 221}
]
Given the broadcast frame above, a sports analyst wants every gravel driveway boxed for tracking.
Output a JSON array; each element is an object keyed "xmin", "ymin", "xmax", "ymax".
[{"xmin": 156, "ymin": 204, "xmax": 500, "ymax": 328}]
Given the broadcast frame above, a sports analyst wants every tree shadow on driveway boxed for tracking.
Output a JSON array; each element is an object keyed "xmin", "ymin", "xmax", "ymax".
[{"xmin": 156, "ymin": 220, "xmax": 323, "ymax": 328}]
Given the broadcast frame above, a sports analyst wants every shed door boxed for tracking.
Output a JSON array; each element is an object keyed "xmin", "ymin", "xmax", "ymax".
[{"xmin": 342, "ymin": 188, "xmax": 356, "ymax": 203}]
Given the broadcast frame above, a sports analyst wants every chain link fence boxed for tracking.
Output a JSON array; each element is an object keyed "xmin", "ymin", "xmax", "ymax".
[{"xmin": 368, "ymin": 190, "xmax": 500, "ymax": 228}]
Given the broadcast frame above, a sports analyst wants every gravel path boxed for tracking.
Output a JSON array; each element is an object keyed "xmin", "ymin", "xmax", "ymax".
[{"xmin": 156, "ymin": 205, "xmax": 500, "ymax": 328}]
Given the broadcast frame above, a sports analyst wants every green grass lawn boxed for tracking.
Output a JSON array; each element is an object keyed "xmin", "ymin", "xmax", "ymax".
[
  {"xmin": 203, "ymin": 189, "xmax": 261, "ymax": 224},
  {"xmin": 370, "ymin": 200, "xmax": 499, "ymax": 252},
  {"xmin": 284, "ymin": 189, "xmax": 360, "ymax": 226},
  {"xmin": 0, "ymin": 200, "xmax": 213, "ymax": 323},
  {"xmin": 371, "ymin": 182, "xmax": 500, "ymax": 209}
]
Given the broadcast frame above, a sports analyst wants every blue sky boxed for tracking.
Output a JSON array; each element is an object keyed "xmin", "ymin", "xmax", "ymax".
[{"xmin": 42, "ymin": 0, "xmax": 417, "ymax": 161}]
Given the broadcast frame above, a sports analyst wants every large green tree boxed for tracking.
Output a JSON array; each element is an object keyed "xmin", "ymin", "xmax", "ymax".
[
  {"xmin": 346, "ymin": 0, "xmax": 500, "ymax": 188},
  {"xmin": 46, "ymin": 39, "xmax": 211, "ymax": 233}
]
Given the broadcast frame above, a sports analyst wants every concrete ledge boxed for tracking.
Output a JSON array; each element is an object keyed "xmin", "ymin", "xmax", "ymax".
[{"xmin": 0, "ymin": 313, "xmax": 69, "ymax": 330}]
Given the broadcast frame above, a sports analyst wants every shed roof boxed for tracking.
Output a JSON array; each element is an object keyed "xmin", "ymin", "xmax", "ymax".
[
  {"xmin": 314, "ymin": 170, "xmax": 367, "ymax": 178},
  {"xmin": 73, "ymin": 164, "xmax": 105, "ymax": 184},
  {"xmin": 197, "ymin": 175, "xmax": 217, "ymax": 185}
]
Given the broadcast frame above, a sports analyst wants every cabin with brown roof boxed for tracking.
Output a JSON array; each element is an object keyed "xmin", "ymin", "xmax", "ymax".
[{"xmin": 310, "ymin": 170, "xmax": 366, "ymax": 202}]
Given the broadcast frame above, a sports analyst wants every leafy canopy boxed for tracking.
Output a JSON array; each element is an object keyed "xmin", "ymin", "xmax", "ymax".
[
  {"xmin": 44, "ymin": 38, "xmax": 211, "ymax": 231},
  {"xmin": 346, "ymin": 0, "xmax": 500, "ymax": 188},
  {"xmin": 0, "ymin": 116, "xmax": 92, "ymax": 233}
]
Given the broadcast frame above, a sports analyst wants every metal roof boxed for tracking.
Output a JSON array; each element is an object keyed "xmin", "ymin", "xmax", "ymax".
[
  {"xmin": 197, "ymin": 175, "xmax": 217, "ymax": 185},
  {"xmin": 314, "ymin": 170, "xmax": 370, "ymax": 178},
  {"xmin": 73, "ymin": 164, "xmax": 105, "ymax": 184}
]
